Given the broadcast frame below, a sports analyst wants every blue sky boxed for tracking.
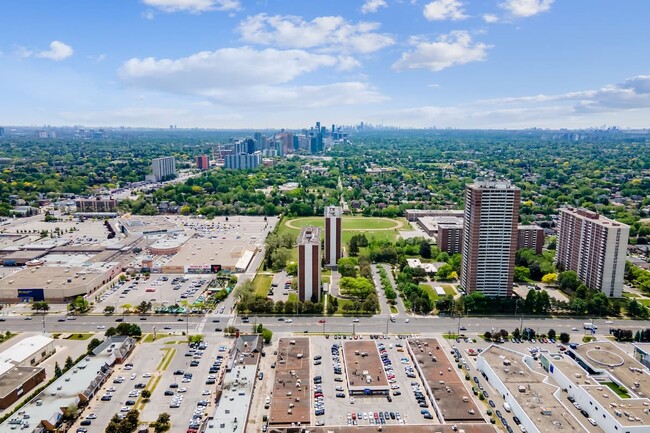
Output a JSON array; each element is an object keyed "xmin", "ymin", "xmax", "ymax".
[{"xmin": 2, "ymin": 0, "xmax": 650, "ymax": 129}]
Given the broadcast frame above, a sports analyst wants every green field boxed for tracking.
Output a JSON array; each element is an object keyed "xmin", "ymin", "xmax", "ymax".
[
  {"xmin": 65, "ymin": 333, "xmax": 94, "ymax": 340},
  {"xmin": 253, "ymin": 273, "xmax": 273, "ymax": 297},
  {"xmin": 278, "ymin": 216, "xmax": 405, "ymax": 244}
]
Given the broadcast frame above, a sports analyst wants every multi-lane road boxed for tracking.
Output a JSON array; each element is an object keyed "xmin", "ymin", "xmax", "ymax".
[{"xmin": 2, "ymin": 312, "xmax": 644, "ymax": 337}]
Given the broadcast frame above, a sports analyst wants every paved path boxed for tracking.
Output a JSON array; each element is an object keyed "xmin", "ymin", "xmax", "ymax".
[
  {"xmin": 380, "ymin": 263, "xmax": 407, "ymax": 316},
  {"xmin": 371, "ymin": 264, "xmax": 391, "ymax": 315}
]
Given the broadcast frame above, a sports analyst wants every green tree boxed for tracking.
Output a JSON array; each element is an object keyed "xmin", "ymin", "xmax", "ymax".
[
  {"xmin": 558, "ymin": 271, "xmax": 580, "ymax": 292},
  {"xmin": 261, "ymin": 328, "xmax": 273, "ymax": 344},
  {"xmin": 337, "ymin": 257, "xmax": 358, "ymax": 278},
  {"xmin": 31, "ymin": 301, "xmax": 50, "ymax": 314},
  {"xmin": 64, "ymin": 355, "xmax": 74, "ymax": 370},
  {"xmin": 87, "ymin": 338, "xmax": 102, "ymax": 353},
  {"xmin": 104, "ymin": 305, "xmax": 116, "ymax": 315},
  {"xmin": 559, "ymin": 332, "xmax": 570, "ymax": 344},
  {"xmin": 419, "ymin": 240, "xmax": 432, "ymax": 259},
  {"xmin": 548, "ymin": 329, "xmax": 557, "ymax": 340},
  {"xmin": 54, "ymin": 361, "xmax": 63, "ymax": 377},
  {"xmin": 141, "ymin": 389, "xmax": 151, "ymax": 401},
  {"xmin": 153, "ymin": 413, "xmax": 171, "ymax": 433},
  {"xmin": 514, "ymin": 266, "xmax": 531, "ymax": 282}
]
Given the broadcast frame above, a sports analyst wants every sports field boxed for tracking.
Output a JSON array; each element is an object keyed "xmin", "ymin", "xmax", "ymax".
[{"xmin": 279, "ymin": 216, "xmax": 405, "ymax": 243}]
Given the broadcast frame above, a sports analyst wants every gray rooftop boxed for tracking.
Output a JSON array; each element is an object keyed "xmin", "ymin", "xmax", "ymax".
[{"xmin": 204, "ymin": 360, "xmax": 257, "ymax": 433}]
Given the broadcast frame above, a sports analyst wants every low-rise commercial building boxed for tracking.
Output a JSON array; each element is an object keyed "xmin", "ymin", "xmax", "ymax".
[
  {"xmin": 75, "ymin": 198, "xmax": 117, "ymax": 213},
  {"xmin": 477, "ymin": 345, "xmax": 586, "ymax": 433},
  {"xmin": 0, "ymin": 261, "xmax": 121, "ymax": 302},
  {"xmin": 0, "ymin": 336, "xmax": 134, "ymax": 433},
  {"xmin": 543, "ymin": 341, "xmax": 650, "ymax": 433}
]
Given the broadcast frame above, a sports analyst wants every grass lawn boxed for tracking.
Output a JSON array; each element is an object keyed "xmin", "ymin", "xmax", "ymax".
[
  {"xmin": 287, "ymin": 293, "xmax": 298, "ymax": 303},
  {"xmin": 636, "ymin": 299, "xmax": 650, "ymax": 307},
  {"xmin": 440, "ymin": 284, "xmax": 457, "ymax": 296},
  {"xmin": 623, "ymin": 292, "xmax": 641, "ymax": 298},
  {"xmin": 65, "ymin": 333, "xmax": 94, "ymax": 340},
  {"xmin": 278, "ymin": 216, "xmax": 403, "ymax": 244},
  {"xmin": 603, "ymin": 381, "xmax": 630, "ymax": 398},
  {"xmin": 143, "ymin": 333, "xmax": 170, "ymax": 343},
  {"xmin": 389, "ymin": 305, "xmax": 398, "ymax": 314},
  {"xmin": 253, "ymin": 273, "xmax": 273, "ymax": 297},
  {"xmin": 419, "ymin": 284, "xmax": 440, "ymax": 302}
]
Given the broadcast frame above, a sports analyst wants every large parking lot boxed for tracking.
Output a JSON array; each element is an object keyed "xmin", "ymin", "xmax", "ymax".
[
  {"xmin": 93, "ymin": 274, "xmax": 213, "ymax": 314},
  {"xmin": 263, "ymin": 336, "xmax": 462, "ymax": 428},
  {"xmin": 70, "ymin": 335, "xmax": 232, "ymax": 433}
]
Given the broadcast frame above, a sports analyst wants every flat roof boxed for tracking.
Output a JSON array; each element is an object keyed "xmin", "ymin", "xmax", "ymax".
[
  {"xmin": 573, "ymin": 341, "xmax": 650, "ymax": 398},
  {"xmin": 269, "ymin": 338, "xmax": 311, "ymax": 425},
  {"xmin": 408, "ymin": 338, "xmax": 483, "ymax": 422},
  {"xmin": 0, "ymin": 341, "xmax": 114, "ymax": 433},
  {"xmin": 298, "ymin": 226, "xmax": 320, "ymax": 245},
  {"xmin": 0, "ymin": 262, "xmax": 118, "ymax": 291},
  {"xmin": 267, "ymin": 425, "xmax": 498, "ymax": 433},
  {"xmin": 417, "ymin": 216, "xmax": 464, "ymax": 231},
  {"xmin": 165, "ymin": 238, "xmax": 250, "ymax": 269},
  {"xmin": 0, "ymin": 366, "xmax": 44, "ymax": 398},
  {"xmin": 1, "ymin": 250, "xmax": 48, "ymax": 261},
  {"xmin": 480, "ymin": 346, "xmax": 586, "ymax": 433},
  {"xmin": 205, "ymin": 359, "xmax": 257, "ymax": 433},
  {"xmin": 585, "ymin": 384, "xmax": 650, "ymax": 426},
  {"xmin": 118, "ymin": 215, "xmax": 180, "ymax": 234},
  {"xmin": 343, "ymin": 341, "xmax": 389, "ymax": 391},
  {"xmin": 0, "ymin": 335, "xmax": 53, "ymax": 377}
]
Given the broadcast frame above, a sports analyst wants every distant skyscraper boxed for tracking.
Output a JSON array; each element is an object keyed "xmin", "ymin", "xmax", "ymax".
[
  {"xmin": 151, "ymin": 156, "xmax": 176, "ymax": 181},
  {"xmin": 555, "ymin": 208, "xmax": 629, "ymax": 297},
  {"xmin": 324, "ymin": 206, "xmax": 342, "ymax": 266},
  {"xmin": 460, "ymin": 179, "xmax": 520, "ymax": 297},
  {"xmin": 223, "ymin": 153, "xmax": 261, "ymax": 170},
  {"xmin": 195, "ymin": 155, "xmax": 209, "ymax": 170},
  {"xmin": 298, "ymin": 226, "xmax": 321, "ymax": 302}
]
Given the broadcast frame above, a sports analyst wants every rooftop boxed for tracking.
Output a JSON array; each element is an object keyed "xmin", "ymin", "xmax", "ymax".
[
  {"xmin": 573, "ymin": 341, "xmax": 650, "ymax": 399},
  {"xmin": 0, "ymin": 366, "xmax": 44, "ymax": 398},
  {"xmin": 0, "ymin": 340, "xmax": 115, "ymax": 433},
  {"xmin": 205, "ymin": 356, "xmax": 257, "ymax": 433},
  {"xmin": 0, "ymin": 335, "xmax": 53, "ymax": 377},
  {"xmin": 480, "ymin": 345, "xmax": 586, "ymax": 433},
  {"xmin": 269, "ymin": 338, "xmax": 311, "ymax": 425},
  {"xmin": 298, "ymin": 226, "xmax": 320, "ymax": 245},
  {"xmin": 561, "ymin": 207, "xmax": 630, "ymax": 228},
  {"xmin": 408, "ymin": 338, "xmax": 483, "ymax": 422},
  {"xmin": 342, "ymin": 341, "xmax": 389, "ymax": 392}
]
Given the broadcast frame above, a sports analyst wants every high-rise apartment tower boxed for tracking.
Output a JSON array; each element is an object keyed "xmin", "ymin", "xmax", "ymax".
[
  {"xmin": 460, "ymin": 179, "xmax": 520, "ymax": 297},
  {"xmin": 555, "ymin": 208, "xmax": 629, "ymax": 297},
  {"xmin": 324, "ymin": 206, "xmax": 342, "ymax": 266},
  {"xmin": 298, "ymin": 226, "xmax": 321, "ymax": 302}
]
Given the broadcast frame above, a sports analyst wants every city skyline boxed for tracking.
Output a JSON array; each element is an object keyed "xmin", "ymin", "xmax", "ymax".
[{"xmin": 2, "ymin": 1, "xmax": 650, "ymax": 129}]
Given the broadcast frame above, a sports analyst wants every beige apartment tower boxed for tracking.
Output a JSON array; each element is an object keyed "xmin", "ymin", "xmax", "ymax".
[
  {"xmin": 298, "ymin": 226, "xmax": 321, "ymax": 302},
  {"xmin": 460, "ymin": 180, "xmax": 520, "ymax": 297},
  {"xmin": 555, "ymin": 207, "xmax": 629, "ymax": 297},
  {"xmin": 324, "ymin": 206, "xmax": 342, "ymax": 266}
]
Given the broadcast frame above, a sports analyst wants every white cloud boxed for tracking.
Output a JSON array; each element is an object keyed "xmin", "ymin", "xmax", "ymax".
[
  {"xmin": 142, "ymin": 9, "xmax": 156, "ymax": 19},
  {"xmin": 392, "ymin": 31, "xmax": 490, "ymax": 72},
  {"xmin": 423, "ymin": 0, "xmax": 468, "ymax": 21},
  {"xmin": 118, "ymin": 46, "xmax": 385, "ymax": 108},
  {"xmin": 237, "ymin": 14, "xmax": 394, "ymax": 53},
  {"xmin": 33, "ymin": 41, "xmax": 74, "ymax": 61},
  {"xmin": 499, "ymin": 0, "xmax": 554, "ymax": 18},
  {"xmin": 141, "ymin": 0, "xmax": 240, "ymax": 13},
  {"xmin": 361, "ymin": 0, "xmax": 387, "ymax": 14},
  {"xmin": 483, "ymin": 13, "xmax": 499, "ymax": 23}
]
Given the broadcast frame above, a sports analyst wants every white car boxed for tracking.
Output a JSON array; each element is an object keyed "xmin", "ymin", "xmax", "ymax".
[
  {"xmin": 350, "ymin": 397, "xmax": 355, "ymax": 404},
  {"xmin": 605, "ymin": 320, "xmax": 613, "ymax": 324},
  {"xmin": 130, "ymin": 373, "xmax": 137, "ymax": 380},
  {"xmin": 405, "ymin": 319, "xmax": 410, "ymax": 323},
  {"xmin": 142, "ymin": 372, "xmax": 151, "ymax": 378},
  {"xmin": 120, "ymin": 407, "xmax": 130, "ymax": 412},
  {"xmin": 202, "ymin": 390, "xmax": 211, "ymax": 395},
  {"xmin": 285, "ymin": 319, "xmax": 293, "ymax": 323},
  {"xmin": 352, "ymin": 318, "xmax": 359, "ymax": 323},
  {"xmin": 97, "ymin": 325, "xmax": 106, "ymax": 329},
  {"xmin": 178, "ymin": 387, "xmax": 187, "ymax": 393}
]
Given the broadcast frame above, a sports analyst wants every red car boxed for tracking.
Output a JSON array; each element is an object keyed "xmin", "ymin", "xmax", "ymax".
[{"xmin": 318, "ymin": 319, "xmax": 326, "ymax": 324}]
